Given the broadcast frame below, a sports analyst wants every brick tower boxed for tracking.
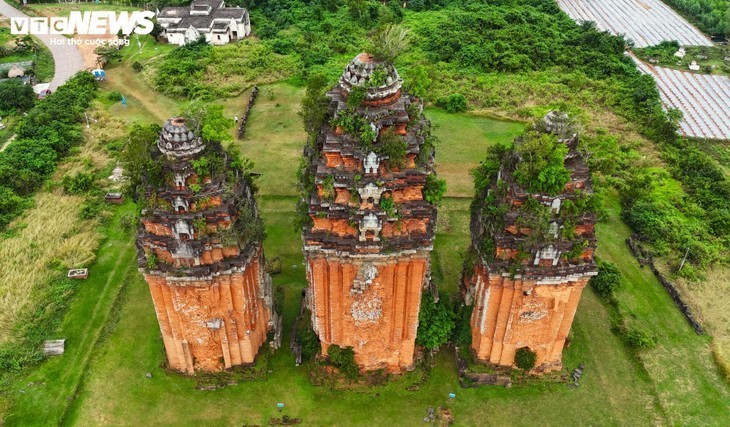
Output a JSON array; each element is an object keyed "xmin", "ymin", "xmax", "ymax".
[
  {"xmin": 462, "ymin": 112, "xmax": 597, "ymax": 372},
  {"xmin": 301, "ymin": 53, "xmax": 440, "ymax": 372},
  {"xmin": 137, "ymin": 117, "xmax": 276, "ymax": 374}
]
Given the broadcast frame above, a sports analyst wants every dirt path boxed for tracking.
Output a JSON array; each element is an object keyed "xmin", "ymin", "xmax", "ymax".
[
  {"xmin": 0, "ymin": 135, "xmax": 15, "ymax": 153},
  {"xmin": 102, "ymin": 63, "xmax": 181, "ymax": 122},
  {"xmin": 0, "ymin": 134, "xmax": 15, "ymax": 152}
]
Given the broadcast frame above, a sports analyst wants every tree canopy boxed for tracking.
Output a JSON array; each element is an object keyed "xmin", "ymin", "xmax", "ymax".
[
  {"xmin": 0, "ymin": 79, "xmax": 35, "ymax": 114},
  {"xmin": 513, "ymin": 131, "xmax": 571, "ymax": 195}
]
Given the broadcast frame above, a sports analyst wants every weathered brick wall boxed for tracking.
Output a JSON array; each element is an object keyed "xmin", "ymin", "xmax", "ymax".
[
  {"xmin": 307, "ymin": 251, "xmax": 428, "ymax": 372},
  {"xmin": 146, "ymin": 248, "xmax": 271, "ymax": 373},
  {"xmin": 467, "ymin": 263, "xmax": 588, "ymax": 372}
]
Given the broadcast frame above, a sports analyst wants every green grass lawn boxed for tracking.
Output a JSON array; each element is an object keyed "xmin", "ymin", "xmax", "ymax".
[
  {"xmin": 119, "ymin": 34, "xmax": 176, "ymax": 64},
  {"xmin": 4, "ymin": 79, "xmax": 727, "ymax": 425},
  {"xmin": 426, "ymin": 108, "xmax": 525, "ymax": 197},
  {"xmin": 235, "ymin": 84, "xmax": 308, "ymax": 196},
  {"xmin": 595, "ymin": 191, "xmax": 729, "ymax": 425},
  {"xmin": 98, "ymin": 62, "xmax": 187, "ymax": 125}
]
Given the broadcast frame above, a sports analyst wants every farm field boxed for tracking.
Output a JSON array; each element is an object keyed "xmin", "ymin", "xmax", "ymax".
[
  {"xmin": 556, "ymin": 0, "xmax": 713, "ymax": 47},
  {"xmin": 633, "ymin": 55, "xmax": 730, "ymax": 139}
]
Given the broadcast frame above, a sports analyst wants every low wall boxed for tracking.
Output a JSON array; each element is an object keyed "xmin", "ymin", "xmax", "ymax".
[
  {"xmin": 626, "ymin": 236, "xmax": 703, "ymax": 334},
  {"xmin": 238, "ymin": 85, "xmax": 259, "ymax": 139}
]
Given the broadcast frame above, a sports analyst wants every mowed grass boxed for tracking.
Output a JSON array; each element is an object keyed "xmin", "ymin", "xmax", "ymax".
[
  {"xmin": 99, "ymin": 61, "xmax": 186, "ymax": 125},
  {"xmin": 595, "ymin": 190, "xmax": 729, "ymax": 425},
  {"xmin": 427, "ymin": 108, "xmax": 525, "ymax": 197},
  {"xmin": 235, "ymin": 84, "xmax": 307, "ymax": 196}
]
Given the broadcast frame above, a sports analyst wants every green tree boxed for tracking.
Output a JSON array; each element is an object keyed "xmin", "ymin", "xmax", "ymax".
[
  {"xmin": 93, "ymin": 44, "xmax": 122, "ymax": 65},
  {"xmin": 300, "ymin": 74, "xmax": 330, "ymax": 142},
  {"xmin": 590, "ymin": 257, "xmax": 622, "ymax": 298},
  {"xmin": 0, "ymin": 79, "xmax": 35, "ymax": 113},
  {"xmin": 513, "ymin": 131, "xmax": 570, "ymax": 195},
  {"xmin": 403, "ymin": 66, "xmax": 431, "ymax": 99},
  {"xmin": 120, "ymin": 124, "xmax": 162, "ymax": 199},
  {"xmin": 416, "ymin": 294, "xmax": 455, "ymax": 349},
  {"xmin": 0, "ymin": 186, "xmax": 29, "ymax": 229},
  {"xmin": 185, "ymin": 102, "xmax": 232, "ymax": 143}
]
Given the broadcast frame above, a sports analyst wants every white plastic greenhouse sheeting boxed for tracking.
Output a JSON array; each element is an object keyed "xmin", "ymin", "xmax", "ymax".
[
  {"xmin": 556, "ymin": 0, "xmax": 713, "ymax": 47},
  {"xmin": 633, "ymin": 56, "xmax": 730, "ymax": 140}
]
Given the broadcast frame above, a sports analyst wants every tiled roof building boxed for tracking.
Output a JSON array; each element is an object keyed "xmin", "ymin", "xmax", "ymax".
[{"xmin": 157, "ymin": 0, "xmax": 250, "ymax": 46}]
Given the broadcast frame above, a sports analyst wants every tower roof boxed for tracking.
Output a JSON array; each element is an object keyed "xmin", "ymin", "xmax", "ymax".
[
  {"xmin": 158, "ymin": 117, "xmax": 205, "ymax": 157},
  {"xmin": 338, "ymin": 53, "xmax": 403, "ymax": 102}
]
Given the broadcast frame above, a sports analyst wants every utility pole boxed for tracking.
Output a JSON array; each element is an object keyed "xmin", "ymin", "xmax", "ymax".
[{"xmin": 677, "ymin": 246, "xmax": 690, "ymax": 274}]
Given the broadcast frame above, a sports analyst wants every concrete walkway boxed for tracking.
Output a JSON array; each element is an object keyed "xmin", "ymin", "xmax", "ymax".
[{"xmin": 0, "ymin": 0, "xmax": 84, "ymax": 91}]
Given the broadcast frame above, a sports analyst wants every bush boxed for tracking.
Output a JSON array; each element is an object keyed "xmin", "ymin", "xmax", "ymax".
[
  {"xmin": 295, "ymin": 312, "xmax": 320, "ymax": 362},
  {"xmin": 435, "ymin": 93, "xmax": 467, "ymax": 113},
  {"xmin": 346, "ymin": 85, "xmax": 367, "ymax": 108},
  {"xmin": 513, "ymin": 131, "xmax": 571, "ymax": 195},
  {"xmin": 107, "ymin": 91, "xmax": 123, "ymax": 102},
  {"xmin": 590, "ymin": 258, "xmax": 621, "ymax": 298},
  {"xmin": 62, "ymin": 172, "xmax": 96, "ymax": 195},
  {"xmin": 120, "ymin": 213, "xmax": 138, "ymax": 231},
  {"xmin": 515, "ymin": 347, "xmax": 537, "ymax": 371},
  {"xmin": 131, "ymin": 61, "xmax": 143, "ymax": 72},
  {"xmin": 266, "ymin": 256, "xmax": 282, "ymax": 275},
  {"xmin": 416, "ymin": 294, "xmax": 455, "ymax": 350},
  {"xmin": 618, "ymin": 325, "xmax": 656, "ymax": 349},
  {"xmin": 0, "ymin": 79, "xmax": 35, "ymax": 113},
  {"xmin": 79, "ymin": 199, "xmax": 102, "ymax": 220},
  {"xmin": 327, "ymin": 344, "xmax": 359, "ymax": 379},
  {"xmin": 423, "ymin": 175, "xmax": 447, "ymax": 206},
  {"xmin": 0, "ymin": 186, "xmax": 30, "ymax": 229},
  {"xmin": 376, "ymin": 128, "xmax": 408, "ymax": 169},
  {"xmin": 453, "ymin": 304, "xmax": 473, "ymax": 347}
]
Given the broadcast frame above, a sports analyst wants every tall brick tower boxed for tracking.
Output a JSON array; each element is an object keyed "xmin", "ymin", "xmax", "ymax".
[
  {"xmin": 463, "ymin": 112, "xmax": 597, "ymax": 372},
  {"xmin": 137, "ymin": 117, "xmax": 276, "ymax": 374},
  {"xmin": 301, "ymin": 53, "xmax": 440, "ymax": 372}
]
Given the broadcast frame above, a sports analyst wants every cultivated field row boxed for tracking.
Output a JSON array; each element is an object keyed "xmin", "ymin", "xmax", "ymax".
[
  {"xmin": 633, "ymin": 55, "xmax": 730, "ymax": 139},
  {"xmin": 556, "ymin": 0, "xmax": 713, "ymax": 47}
]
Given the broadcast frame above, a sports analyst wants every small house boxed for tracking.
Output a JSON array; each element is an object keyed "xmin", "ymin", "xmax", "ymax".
[{"xmin": 157, "ymin": 0, "xmax": 251, "ymax": 46}]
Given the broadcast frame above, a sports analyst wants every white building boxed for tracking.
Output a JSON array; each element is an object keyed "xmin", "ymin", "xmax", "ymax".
[{"xmin": 157, "ymin": 0, "xmax": 251, "ymax": 46}]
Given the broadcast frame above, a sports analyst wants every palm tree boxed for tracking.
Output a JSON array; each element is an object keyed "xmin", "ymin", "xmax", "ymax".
[{"xmin": 369, "ymin": 24, "xmax": 410, "ymax": 63}]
